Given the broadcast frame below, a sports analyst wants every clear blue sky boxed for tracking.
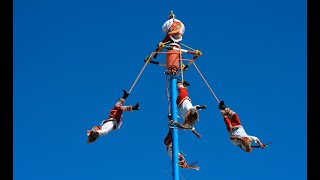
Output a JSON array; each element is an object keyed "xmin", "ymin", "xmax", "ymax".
[{"xmin": 13, "ymin": 0, "xmax": 306, "ymax": 179}]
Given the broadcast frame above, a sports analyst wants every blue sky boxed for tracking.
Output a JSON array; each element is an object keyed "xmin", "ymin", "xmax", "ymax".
[{"xmin": 13, "ymin": 0, "xmax": 306, "ymax": 180}]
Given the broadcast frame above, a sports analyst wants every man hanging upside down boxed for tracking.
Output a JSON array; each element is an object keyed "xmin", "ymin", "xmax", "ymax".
[
  {"xmin": 176, "ymin": 80, "xmax": 207, "ymax": 138},
  {"xmin": 86, "ymin": 89, "xmax": 139, "ymax": 143},
  {"xmin": 162, "ymin": 80, "xmax": 206, "ymax": 170},
  {"xmin": 218, "ymin": 101, "xmax": 267, "ymax": 152},
  {"xmin": 163, "ymin": 127, "xmax": 200, "ymax": 171}
]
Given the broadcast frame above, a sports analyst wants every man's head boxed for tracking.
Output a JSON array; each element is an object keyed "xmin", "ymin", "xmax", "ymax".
[
  {"xmin": 241, "ymin": 137, "xmax": 252, "ymax": 152},
  {"xmin": 231, "ymin": 135, "xmax": 252, "ymax": 152},
  {"xmin": 86, "ymin": 126, "xmax": 100, "ymax": 144},
  {"xmin": 184, "ymin": 111, "xmax": 199, "ymax": 127},
  {"xmin": 244, "ymin": 145, "xmax": 252, "ymax": 152},
  {"xmin": 238, "ymin": 142, "xmax": 252, "ymax": 152}
]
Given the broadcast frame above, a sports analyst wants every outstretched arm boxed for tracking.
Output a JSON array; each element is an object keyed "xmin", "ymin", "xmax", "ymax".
[
  {"xmin": 191, "ymin": 128, "xmax": 201, "ymax": 138},
  {"xmin": 250, "ymin": 136, "xmax": 267, "ymax": 148},
  {"xmin": 251, "ymin": 144, "xmax": 267, "ymax": 148}
]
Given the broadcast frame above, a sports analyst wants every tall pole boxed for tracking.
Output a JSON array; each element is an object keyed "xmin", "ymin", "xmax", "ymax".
[{"xmin": 170, "ymin": 77, "xmax": 179, "ymax": 180}]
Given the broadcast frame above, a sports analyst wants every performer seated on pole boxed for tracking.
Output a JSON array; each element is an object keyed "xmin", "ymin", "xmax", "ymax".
[
  {"xmin": 161, "ymin": 10, "xmax": 185, "ymax": 45},
  {"xmin": 150, "ymin": 10, "xmax": 186, "ymax": 75},
  {"xmin": 218, "ymin": 101, "xmax": 267, "ymax": 152},
  {"xmin": 86, "ymin": 89, "xmax": 139, "ymax": 143}
]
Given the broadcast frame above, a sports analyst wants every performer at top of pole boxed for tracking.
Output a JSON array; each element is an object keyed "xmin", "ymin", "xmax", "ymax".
[
  {"xmin": 151, "ymin": 10, "xmax": 186, "ymax": 76},
  {"xmin": 161, "ymin": 10, "xmax": 185, "ymax": 45}
]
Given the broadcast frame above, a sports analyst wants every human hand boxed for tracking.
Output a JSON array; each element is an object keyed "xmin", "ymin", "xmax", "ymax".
[{"xmin": 260, "ymin": 144, "xmax": 267, "ymax": 148}]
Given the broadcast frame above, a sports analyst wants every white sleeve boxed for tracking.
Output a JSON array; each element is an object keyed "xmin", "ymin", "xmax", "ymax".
[
  {"xmin": 162, "ymin": 22, "xmax": 169, "ymax": 33},
  {"xmin": 249, "ymin": 136, "xmax": 260, "ymax": 144},
  {"xmin": 180, "ymin": 22, "xmax": 185, "ymax": 35},
  {"xmin": 162, "ymin": 19, "xmax": 172, "ymax": 33}
]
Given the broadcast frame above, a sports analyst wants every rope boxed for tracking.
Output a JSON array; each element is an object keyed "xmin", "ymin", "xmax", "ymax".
[
  {"xmin": 165, "ymin": 73, "xmax": 171, "ymax": 115},
  {"xmin": 163, "ymin": 40, "xmax": 172, "ymax": 45},
  {"xmin": 180, "ymin": 42, "xmax": 196, "ymax": 51},
  {"xmin": 164, "ymin": 161, "xmax": 173, "ymax": 174},
  {"xmin": 178, "ymin": 148, "xmax": 187, "ymax": 157},
  {"xmin": 155, "ymin": 51, "xmax": 168, "ymax": 54},
  {"xmin": 179, "ymin": 49, "xmax": 184, "ymax": 82},
  {"xmin": 192, "ymin": 62, "xmax": 220, "ymax": 103},
  {"xmin": 128, "ymin": 51, "xmax": 154, "ymax": 93},
  {"xmin": 179, "ymin": 172, "xmax": 186, "ymax": 180}
]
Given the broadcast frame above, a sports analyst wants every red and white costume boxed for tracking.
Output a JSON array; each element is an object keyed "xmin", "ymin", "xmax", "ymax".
[
  {"xmin": 91, "ymin": 98, "xmax": 132, "ymax": 136},
  {"xmin": 176, "ymin": 82, "xmax": 199, "ymax": 129},
  {"xmin": 161, "ymin": 18, "xmax": 185, "ymax": 74},
  {"xmin": 163, "ymin": 82, "xmax": 201, "ymax": 159},
  {"xmin": 163, "ymin": 127, "xmax": 199, "ymax": 170},
  {"xmin": 163, "ymin": 130, "xmax": 188, "ymax": 169},
  {"xmin": 162, "ymin": 18, "xmax": 185, "ymax": 43},
  {"xmin": 223, "ymin": 109, "xmax": 262, "ymax": 151}
]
